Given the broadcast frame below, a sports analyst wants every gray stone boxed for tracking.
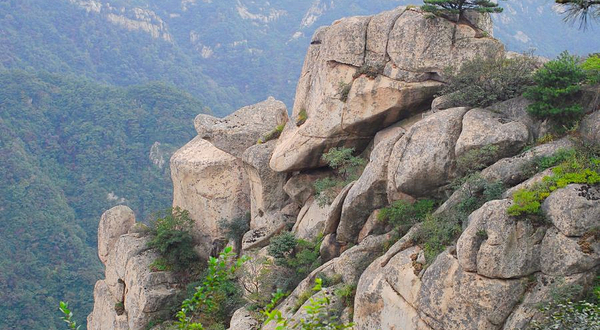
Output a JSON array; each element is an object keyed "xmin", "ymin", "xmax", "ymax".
[
  {"xmin": 98, "ymin": 205, "xmax": 136, "ymax": 265},
  {"xmin": 580, "ymin": 109, "xmax": 600, "ymax": 146},
  {"xmin": 542, "ymin": 184, "xmax": 600, "ymax": 237},
  {"xmin": 194, "ymin": 97, "xmax": 287, "ymax": 158},
  {"xmin": 540, "ymin": 227, "xmax": 600, "ymax": 276}
]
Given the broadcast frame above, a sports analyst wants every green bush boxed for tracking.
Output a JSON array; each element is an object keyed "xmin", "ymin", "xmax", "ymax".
[
  {"xmin": 296, "ymin": 109, "xmax": 308, "ymax": 126},
  {"xmin": 263, "ymin": 278, "xmax": 353, "ymax": 330},
  {"xmin": 258, "ymin": 123, "xmax": 285, "ymax": 144},
  {"xmin": 218, "ymin": 213, "xmax": 250, "ymax": 254},
  {"xmin": 524, "ymin": 51, "xmax": 587, "ymax": 126},
  {"xmin": 456, "ymin": 145, "xmax": 500, "ymax": 175},
  {"xmin": 414, "ymin": 214, "xmax": 463, "ymax": 265},
  {"xmin": 314, "ymin": 147, "xmax": 366, "ymax": 206},
  {"xmin": 582, "ymin": 54, "xmax": 600, "ymax": 85},
  {"xmin": 508, "ymin": 149, "xmax": 600, "ymax": 217},
  {"xmin": 378, "ymin": 199, "xmax": 436, "ymax": 237},
  {"xmin": 176, "ymin": 247, "xmax": 247, "ymax": 330},
  {"xmin": 267, "ymin": 233, "xmax": 322, "ymax": 294},
  {"xmin": 148, "ymin": 207, "xmax": 198, "ymax": 272},
  {"xmin": 335, "ymin": 284, "xmax": 357, "ymax": 309},
  {"xmin": 440, "ymin": 53, "xmax": 539, "ymax": 107}
]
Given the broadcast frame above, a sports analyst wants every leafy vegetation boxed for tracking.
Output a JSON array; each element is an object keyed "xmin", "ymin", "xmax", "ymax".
[
  {"xmin": 0, "ymin": 70, "xmax": 206, "ymax": 330},
  {"xmin": 263, "ymin": 278, "xmax": 354, "ymax": 330},
  {"xmin": 378, "ymin": 199, "xmax": 437, "ymax": 237},
  {"xmin": 456, "ymin": 145, "xmax": 501, "ymax": 175},
  {"xmin": 524, "ymin": 51, "xmax": 587, "ymax": 126},
  {"xmin": 508, "ymin": 148, "xmax": 600, "ymax": 217},
  {"xmin": 58, "ymin": 302, "xmax": 81, "ymax": 330},
  {"xmin": 258, "ymin": 124, "xmax": 286, "ymax": 144},
  {"xmin": 314, "ymin": 147, "xmax": 366, "ymax": 206},
  {"xmin": 440, "ymin": 53, "xmax": 539, "ymax": 108},
  {"xmin": 582, "ymin": 53, "xmax": 600, "ymax": 84},
  {"xmin": 218, "ymin": 213, "xmax": 251, "ymax": 254},
  {"xmin": 176, "ymin": 247, "xmax": 248, "ymax": 330},
  {"xmin": 296, "ymin": 109, "xmax": 308, "ymax": 127},
  {"xmin": 267, "ymin": 232, "xmax": 323, "ymax": 294},
  {"xmin": 148, "ymin": 207, "xmax": 198, "ymax": 272}
]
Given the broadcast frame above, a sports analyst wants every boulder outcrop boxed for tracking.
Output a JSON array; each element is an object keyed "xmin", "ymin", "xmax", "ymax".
[{"xmin": 269, "ymin": 8, "xmax": 503, "ymax": 172}]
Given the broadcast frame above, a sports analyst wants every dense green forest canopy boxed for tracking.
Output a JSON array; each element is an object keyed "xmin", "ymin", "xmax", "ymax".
[{"xmin": 0, "ymin": 70, "xmax": 206, "ymax": 329}]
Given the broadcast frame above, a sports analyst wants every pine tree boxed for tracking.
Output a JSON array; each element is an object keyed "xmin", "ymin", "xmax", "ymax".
[
  {"xmin": 421, "ymin": 0, "xmax": 503, "ymax": 22},
  {"xmin": 555, "ymin": 0, "xmax": 600, "ymax": 29}
]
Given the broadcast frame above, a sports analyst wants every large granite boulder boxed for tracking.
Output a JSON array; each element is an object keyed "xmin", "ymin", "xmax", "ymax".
[
  {"xmin": 542, "ymin": 184, "xmax": 600, "ymax": 237},
  {"xmin": 457, "ymin": 200, "xmax": 545, "ymax": 278},
  {"xmin": 98, "ymin": 205, "xmax": 136, "ymax": 264},
  {"xmin": 269, "ymin": 8, "xmax": 503, "ymax": 172},
  {"xmin": 455, "ymin": 108, "xmax": 529, "ymax": 161},
  {"xmin": 194, "ymin": 97, "xmax": 287, "ymax": 158},
  {"xmin": 170, "ymin": 136, "xmax": 250, "ymax": 258},
  {"xmin": 89, "ymin": 215, "xmax": 180, "ymax": 330},
  {"xmin": 387, "ymin": 107, "xmax": 468, "ymax": 198}
]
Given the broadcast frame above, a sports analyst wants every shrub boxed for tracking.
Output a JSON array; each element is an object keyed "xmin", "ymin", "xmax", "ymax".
[
  {"xmin": 263, "ymin": 278, "xmax": 354, "ymax": 330},
  {"xmin": 378, "ymin": 199, "xmax": 436, "ymax": 237},
  {"xmin": 296, "ymin": 109, "xmax": 308, "ymax": 126},
  {"xmin": 258, "ymin": 123, "xmax": 285, "ymax": 144},
  {"xmin": 524, "ymin": 51, "xmax": 587, "ymax": 126},
  {"xmin": 456, "ymin": 145, "xmax": 500, "ymax": 175},
  {"xmin": 218, "ymin": 213, "xmax": 250, "ymax": 254},
  {"xmin": 176, "ymin": 247, "xmax": 248, "ymax": 330},
  {"xmin": 338, "ymin": 82, "xmax": 352, "ymax": 102},
  {"xmin": 335, "ymin": 284, "xmax": 357, "ymax": 309},
  {"xmin": 148, "ymin": 207, "xmax": 198, "ymax": 272},
  {"xmin": 440, "ymin": 53, "xmax": 539, "ymax": 107},
  {"xmin": 508, "ymin": 149, "xmax": 600, "ymax": 217},
  {"xmin": 414, "ymin": 214, "xmax": 463, "ymax": 265},
  {"xmin": 314, "ymin": 147, "xmax": 366, "ymax": 206},
  {"xmin": 582, "ymin": 54, "xmax": 600, "ymax": 85},
  {"xmin": 267, "ymin": 233, "xmax": 322, "ymax": 294}
]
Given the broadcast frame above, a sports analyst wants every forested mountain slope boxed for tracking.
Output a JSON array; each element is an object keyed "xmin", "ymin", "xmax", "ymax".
[
  {"xmin": 1, "ymin": 0, "xmax": 597, "ymax": 116},
  {"xmin": 0, "ymin": 70, "xmax": 205, "ymax": 329}
]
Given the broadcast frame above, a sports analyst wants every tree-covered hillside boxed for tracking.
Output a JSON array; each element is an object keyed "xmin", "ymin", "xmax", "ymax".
[
  {"xmin": 0, "ymin": 70, "xmax": 206, "ymax": 329},
  {"xmin": 1, "ymin": 0, "xmax": 598, "ymax": 117}
]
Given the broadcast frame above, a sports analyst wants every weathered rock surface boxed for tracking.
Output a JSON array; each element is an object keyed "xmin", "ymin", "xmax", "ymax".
[
  {"xmin": 580, "ymin": 110, "xmax": 600, "ymax": 145},
  {"xmin": 170, "ymin": 136, "xmax": 250, "ymax": 258},
  {"xmin": 228, "ymin": 307, "xmax": 260, "ymax": 330},
  {"xmin": 457, "ymin": 200, "xmax": 545, "ymax": 278},
  {"xmin": 292, "ymin": 197, "xmax": 329, "ymax": 240},
  {"xmin": 542, "ymin": 184, "xmax": 600, "ymax": 237},
  {"xmin": 283, "ymin": 170, "xmax": 331, "ymax": 205},
  {"xmin": 194, "ymin": 97, "xmax": 287, "ymax": 158},
  {"xmin": 337, "ymin": 127, "xmax": 404, "ymax": 243},
  {"xmin": 322, "ymin": 181, "xmax": 355, "ymax": 237},
  {"xmin": 89, "ymin": 210, "xmax": 180, "ymax": 330},
  {"xmin": 502, "ymin": 168, "xmax": 554, "ymax": 198},
  {"xmin": 387, "ymin": 107, "xmax": 468, "ymax": 198},
  {"xmin": 98, "ymin": 205, "xmax": 136, "ymax": 264},
  {"xmin": 540, "ymin": 227, "xmax": 600, "ymax": 276},
  {"xmin": 455, "ymin": 108, "xmax": 529, "ymax": 160},
  {"xmin": 270, "ymin": 8, "xmax": 503, "ymax": 172},
  {"xmin": 242, "ymin": 141, "xmax": 289, "ymax": 230}
]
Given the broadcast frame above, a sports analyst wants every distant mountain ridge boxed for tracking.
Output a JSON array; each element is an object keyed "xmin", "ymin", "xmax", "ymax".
[{"xmin": 2, "ymin": 0, "xmax": 597, "ymax": 116}]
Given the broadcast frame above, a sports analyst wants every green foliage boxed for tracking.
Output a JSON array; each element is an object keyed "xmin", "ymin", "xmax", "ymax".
[
  {"xmin": 440, "ymin": 54, "xmax": 538, "ymax": 107},
  {"xmin": 422, "ymin": 0, "xmax": 504, "ymax": 20},
  {"xmin": 314, "ymin": 148, "xmax": 366, "ymax": 206},
  {"xmin": 0, "ymin": 70, "xmax": 207, "ymax": 329},
  {"xmin": 338, "ymin": 82, "xmax": 352, "ymax": 102},
  {"xmin": 59, "ymin": 301, "xmax": 81, "ymax": 330},
  {"xmin": 218, "ymin": 213, "xmax": 250, "ymax": 253},
  {"xmin": 148, "ymin": 207, "xmax": 198, "ymax": 272},
  {"xmin": 258, "ymin": 124, "xmax": 286, "ymax": 144},
  {"xmin": 524, "ymin": 51, "xmax": 587, "ymax": 126},
  {"xmin": 263, "ymin": 278, "xmax": 354, "ymax": 330},
  {"xmin": 582, "ymin": 54, "xmax": 600, "ymax": 85},
  {"xmin": 456, "ymin": 145, "xmax": 500, "ymax": 175},
  {"xmin": 378, "ymin": 199, "xmax": 436, "ymax": 236},
  {"xmin": 267, "ymin": 233, "xmax": 323, "ymax": 294},
  {"xmin": 176, "ymin": 247, "xmax": 248, "ymax": 330},
  {"xmin": 414, "ymin": 214, "xmax": 463, "ymax": 265},
  {"xmin": 508, "ymin": 149, "xmax": 600, "ymax": 216},
  {"xmin": 335, "ymin": 284, "xmax": 357, "ymax": 309},
  {"xmin": 555, "ymin": 0, "xmax": 600, "ymax": 30},
  {"xmin": 296, "ymin": 109, "xmax": 308, "ymax": 127}
]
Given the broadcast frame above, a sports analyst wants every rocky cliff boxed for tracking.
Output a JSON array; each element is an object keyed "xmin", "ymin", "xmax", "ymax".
[{"xmin": 88, "ymin": 6, "xmax": 600, "ymax": 330}]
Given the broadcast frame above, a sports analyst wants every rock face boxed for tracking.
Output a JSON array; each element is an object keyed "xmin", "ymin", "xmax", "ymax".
[
  {"xmin": 98, "ymin": 205, "xmax": 136, "ymax": 264},
  {"xmin": 387, "ymin": 107, "xmax": 468, "ymax": 198},
  {"xmin": 170, "ymin": 136, "xmax": 250, "ymax": 258},
  {"xmin": 88, "ymin": 207, "xmax": 180, "ymax": 330},
  {"xmin": 194, "ymin": 97, "xmax": 287, "ymax": 158},
  {"xmin": 269, "ymin": 8, "xmax": 503, "ymax": 172}
]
